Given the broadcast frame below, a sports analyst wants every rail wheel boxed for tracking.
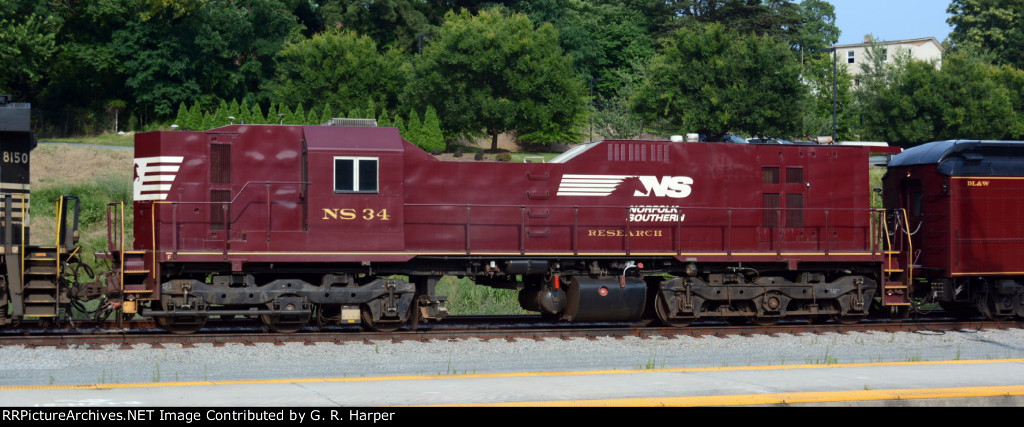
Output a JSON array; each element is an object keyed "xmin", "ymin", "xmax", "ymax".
[
  {"xmin": 260, "ymin": 295, "xmax": 311, "ymax": 333},
  {"xmin": 831, "ymin": 313, "xmax": 866, "ymax": 325},
  {"xmin": 831, "ymin": 301, "xmax": 867, "ymax": 324},
  {"xmin": 155, "ymin": 296, "xmax": 206, "ymax": 334},
  {"xmin": 654, "ymin": 291, "xmax": 692, "ymax": 328},
  {"xmin": 155, "ymin": 316, "xmax": 206, "ymax": 335},
  {"xmin": 361, "ymin": 306, "xmax": 404, "ymax": 332},
  {"xmin": 748, "ymin": 315, "xmax": 780, "ymax": 326}
]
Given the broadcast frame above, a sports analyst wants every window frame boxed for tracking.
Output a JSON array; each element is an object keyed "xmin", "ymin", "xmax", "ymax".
[{"xmin": 333, "ymin": 156, "xmax": 379, "ymax": 194}]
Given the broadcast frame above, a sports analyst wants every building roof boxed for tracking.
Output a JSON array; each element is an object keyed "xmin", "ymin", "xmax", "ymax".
[{"xmin": 833, "ymin": 37, "xmax": 944, "ymax": 52}]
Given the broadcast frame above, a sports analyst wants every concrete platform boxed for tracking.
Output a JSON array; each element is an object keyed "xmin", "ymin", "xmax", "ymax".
[{"xmin": 2, "ymin": 359, "xmax": 1022, "ymax": 407}]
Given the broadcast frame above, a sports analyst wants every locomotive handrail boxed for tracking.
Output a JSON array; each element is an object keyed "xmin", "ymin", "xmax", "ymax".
[
  {"xmin": 141, "ymin": 180, "xmax": 307, "ymax": 255},
  {"xmin": 405, "ymin": 202, "xmax": 887, "ymax": 259}
]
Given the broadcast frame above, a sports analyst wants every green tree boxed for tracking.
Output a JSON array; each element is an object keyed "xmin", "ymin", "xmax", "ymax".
[
  {"xmin": 319, "ymin": 0, "xmax": 435, "ymax": 53},
  {"xmin": 854, "ymin": 45, "xmax": 1015, "ymax": 146},
  {"xmin": 111, "ymin": 0, "xmax": 301, "ymax": 117},
  {"xmin": 174, "ymin": 102, "xmax": 190, "ymax": 128},
  {"xmin": 0, "ymin": 10, "xmax": 59, "ymax": 99},
  {"xmin": 513, "ymin": 0, "xmax": 656, "ymax": 96},
  {"xmin": 250, "ymin": 102, "xmax": 266, "ymax": 124},
  {"xmin": 673, "ymin": 0, "xmax": 836, "ymax": 53},
  {"xmin": 405, "ymin": 109, "xmax": 424, "ymax": 148},
  {"xmin": 306, "ymin": 106, "xmax": 319, "ymax": 125},
  {"xmin": 632, "ymin": 22, "xmax": 806, "ymax": 137},
  {"xmin": 420, "ymin": 105, "xmax": 446, "ymax": 152},
  {"xmin": 377, "ymin": 109, "xmax": 393, "ymax": 127},
  {"xmin": 948, "ymin": 0, "xmax": 1024, "ymax": 68},
  {"xmin": 405, "ymin": 9, "xmax": 586, "ymax": 150},
  {"xmin": 267, "ymin": 28, "xmax": 408, "ymax": 117},
  {"xmin": 802, "ymin": 52, "xmax": 854, "ymax": 140},
  {"xmin": 319, "ymin": 103, "xmax": 334, "ymax": 124},
  {"xmin": 992, "ymin": 64, "xmax": 1024, "ymax": 138}
]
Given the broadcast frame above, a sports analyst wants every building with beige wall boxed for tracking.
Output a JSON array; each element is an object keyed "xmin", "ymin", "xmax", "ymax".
[{"xmin": 833, "ymin": 36, "xmax": 944, "ymax": 79}]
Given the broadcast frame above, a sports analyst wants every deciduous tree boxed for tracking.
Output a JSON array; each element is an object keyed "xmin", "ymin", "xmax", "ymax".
[
  {"xmin": 632, "ymin": 22, "xmax": 805, "ymax": 137},
  {"xmin": 405, "ymin": 9, "xmax": 586, "ymax": 150}
]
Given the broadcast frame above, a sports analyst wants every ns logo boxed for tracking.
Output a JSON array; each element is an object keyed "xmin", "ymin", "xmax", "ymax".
[
  {"xmin": 556, "ymin": 174, "xmax": 694, "ymax": 199},
  {"xmin": 633, "ymin": 176, "xmax": 693, "ymax": 198}
]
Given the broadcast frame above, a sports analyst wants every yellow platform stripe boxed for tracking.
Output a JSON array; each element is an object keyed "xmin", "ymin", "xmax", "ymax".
[{"xmin": 461, "ymin": 385, "xmax": 1024, "ymax": 407}]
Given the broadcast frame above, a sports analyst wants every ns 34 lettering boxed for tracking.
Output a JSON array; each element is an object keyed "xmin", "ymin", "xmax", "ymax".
[{"xmin": 322, "ymin": 208, "xmax": 391, "ymax": 221}]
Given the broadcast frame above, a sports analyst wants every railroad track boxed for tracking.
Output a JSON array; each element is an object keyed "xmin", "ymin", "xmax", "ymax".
[{"xmin": 1, "ymin": 316, "xmax": 1021, "ymax": 349}]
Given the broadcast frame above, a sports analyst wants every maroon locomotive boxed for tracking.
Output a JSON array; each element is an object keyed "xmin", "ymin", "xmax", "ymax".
[
  {"xmin": 102, "ymin": 123, "xmax": 907, "ymax": 333},
  {"xmin": 883, "ymin": 140, "xmax": 1024, "ymax": 320}
]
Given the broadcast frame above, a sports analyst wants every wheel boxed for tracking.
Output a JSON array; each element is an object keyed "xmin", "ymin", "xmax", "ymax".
[
  {"xmin": 654, "ymin": 291, "xmax": 692, "ymax": 328},
  {"xmin": 749, "ymin": 316, "xmax": 780, "ymax": 326},
  {"xmin": 260, "ymin": 314, "xmax": 307, "ymax": 333},
  {"xmin": 743, "ymin": 300, "xmax": 780, "ymax": 326},
  {"xmin": 155, "ymin": 296, "xmax": 206, "ymax": 334},
  {"xmin": 361, "ymin": 306, "xmax": 404, "ymax": 332},
  {"xmin": 155, "ymin": 316, "xmax": 206, "ymax": 335},
  {"xmin": 832, "ymin": 300, "xmax": 867, "ymax": 324},
  {"xmin": 831, "ymin": 313, "xmax": 865, "ymax": 325},
  {"xmin": 260, "ymin": 296, "xmax": 311, "ymax": 333}
]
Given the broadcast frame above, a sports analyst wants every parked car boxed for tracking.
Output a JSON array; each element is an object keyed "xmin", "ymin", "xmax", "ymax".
[
  {"xmin": 748, "ymin": 137, "xmax": 817, "ymax": 145},
  {"xmin": 701, "ymin": 133, "xmax": 748, "ymax": 144}
]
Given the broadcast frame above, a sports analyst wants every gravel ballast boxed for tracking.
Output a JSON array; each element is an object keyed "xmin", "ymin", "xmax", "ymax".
[{"xmin": 1, "ymin": 328, "xmax": 1022, "ymax": 387}]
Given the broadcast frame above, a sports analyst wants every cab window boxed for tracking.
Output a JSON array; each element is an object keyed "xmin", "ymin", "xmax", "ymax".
[{"xmin": 334, "ymin": 156, "xmax": 378, "ymax": 193}]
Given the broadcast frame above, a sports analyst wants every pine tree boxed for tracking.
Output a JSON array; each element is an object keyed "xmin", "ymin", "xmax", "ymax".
[
  {"xmin": 250, "ymin": 103, "xmax": 265, "ymax": 124},
  {"xmin": 406, "ymin": 109, "xmax": 423, "ymax": 149},
  {"xmin": 320, "ymin": 103, "xmax": 333, "ymax": 124},
  {"xmin": 239, "ymin": 99, "xmax": 251, "ymax": 124},
  {"xmin": 174, "ymin": 102, "xmax": 189, "ymax": 129},
  {"xmin": 293, "ymin": 104, "xmax": 306, "ymax": 125},
  {"xmin": 267, "ymin": 103, "xmax": 281, "ymax": 124},
  {"xmin": 307, "ymin": 106, "xmax": 320, "ymax": 125},
  {"xmin": 393, "ymin": 115, "xmax": 406, "ymax": 137},
  {"xmin": 210, "ymin": 99, "xmax": 229, "ymax": 127},
  {"xmin": 377, "ymin": 109, "xmax": 392, "ymax": 127},
  {"xmin": 187, "ymin": 103, "xmax": 203, "ymax": 130},
  {"xmin": 278, "ymin": 104, "xmax": 294, "ymax": 125},
  {"xmin": 227, "ymin": 99, "xmax": 241, "ymax": 123},
  {"xmin": 421, "ymin": 105, "xmax": 445, "ymax": 152},
  {"xmin": 364, "ymin": 100, "xmax": 376, "ymax": 121}
]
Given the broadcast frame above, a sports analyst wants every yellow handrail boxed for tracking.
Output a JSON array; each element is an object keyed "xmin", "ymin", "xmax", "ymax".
[{"xmin": 55, "ymin": 197, "xmax": 63, "ymax": 279}]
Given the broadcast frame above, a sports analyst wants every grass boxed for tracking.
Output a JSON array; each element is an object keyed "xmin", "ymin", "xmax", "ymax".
[
  {"xmin": 434, "ymin": 276, "xmax": 527, "ymax": 315},
  {"xmin": 42, "ymin": 133, "xmax": 135, "ymax": 147}
]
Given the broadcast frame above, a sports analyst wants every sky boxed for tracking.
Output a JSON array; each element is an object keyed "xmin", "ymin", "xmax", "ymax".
[{"xmin": 827, "ymin": 0, "xmax": 955, "ymax": 45}]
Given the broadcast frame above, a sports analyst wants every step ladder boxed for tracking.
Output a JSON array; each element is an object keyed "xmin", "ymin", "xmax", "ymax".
[{"xmin": 21, "ymin": 246, "xmax": 61, "ymax": 319}]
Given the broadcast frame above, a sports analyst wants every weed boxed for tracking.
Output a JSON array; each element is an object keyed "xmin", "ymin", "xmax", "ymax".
[
  {"xmin": 152, "ymin": 363, "xmax": 161, "ymax": 382},
  {"xmin": 435, "ymin": 276, "xmax": 527, "ymax": 315}
]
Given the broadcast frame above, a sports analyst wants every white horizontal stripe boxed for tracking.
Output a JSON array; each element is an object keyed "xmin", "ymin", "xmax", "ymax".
[
  {"xmin": 557, "ymin": 192, "xmax": 614, "ymax": 196},
  {"xmin": 138, "ymin": 184, "xmax": 172, "ymax": 192},
  {"xmin": 562, "ymin": 174, "xmax": 633, "ymax": 180}
]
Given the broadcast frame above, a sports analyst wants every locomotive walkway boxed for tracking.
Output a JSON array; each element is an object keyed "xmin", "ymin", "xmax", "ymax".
[{"xmin": 2, "ymin": 359, "xmax": 1023, "ymax": 407}]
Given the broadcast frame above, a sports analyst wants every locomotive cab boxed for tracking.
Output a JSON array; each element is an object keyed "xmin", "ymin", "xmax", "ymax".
[{"xmin": 304, "ymin": 126, "xmax": 405, "ymax": 251}]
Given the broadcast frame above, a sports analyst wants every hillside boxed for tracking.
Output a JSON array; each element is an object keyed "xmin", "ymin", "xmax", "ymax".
[{"xmin": 29, "ymin": 144, "xmax": 134, "ymax": 251}]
